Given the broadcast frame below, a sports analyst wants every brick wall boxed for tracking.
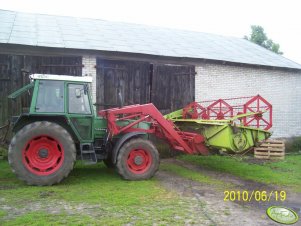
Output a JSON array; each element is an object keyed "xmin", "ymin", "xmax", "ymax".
[
  {"xmin": 82, "ymin": 55, "xmax": 97, "ymax": 103},
  {"xmin": 195, "ymin": 63, "xmax": 301, "ymax": 138}
]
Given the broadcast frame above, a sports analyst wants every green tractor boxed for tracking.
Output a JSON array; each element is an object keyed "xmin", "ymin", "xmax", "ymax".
[
  {"xmin": 7, "ymin": 74, "xmax": 272, "ymax": 186},
  {"xmin": 8, "ymin": 74, "xmax": 159, "ymax": 185}
]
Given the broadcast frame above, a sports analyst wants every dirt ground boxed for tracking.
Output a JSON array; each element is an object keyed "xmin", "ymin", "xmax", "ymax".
[{"xmin": 156, "ymin": 159, "xmax": 301, "ymax": 226}]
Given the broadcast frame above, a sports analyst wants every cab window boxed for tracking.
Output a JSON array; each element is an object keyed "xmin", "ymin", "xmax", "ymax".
[
  {"xmin": 68, "ymin": 84, "xmax": 91, "ymax": 114},
  {"xmin": 36, "ymin": 81, "xmax": 64, "ymax": 113}
]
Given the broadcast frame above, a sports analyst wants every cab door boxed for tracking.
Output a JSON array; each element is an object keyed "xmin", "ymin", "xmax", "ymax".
[{"xmin": 67, "ymin": 83, "xmax": 93, "ymax": 142}]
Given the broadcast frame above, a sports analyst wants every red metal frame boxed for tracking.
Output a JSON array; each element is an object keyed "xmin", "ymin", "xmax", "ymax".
[
  {"xmin": 197, "ymin": 95, "xmax": 272, "ymax": 130},
  {"xmin": 99, "ymin": 104, "xmax": 209, "ymax": 155},
  {"xmin": 207, "ymin": 99, "xmax": 233, "ymax": 120},
  {"xmin": 243, "ymin": 95, "xmax": 272, "ymax": 130}
]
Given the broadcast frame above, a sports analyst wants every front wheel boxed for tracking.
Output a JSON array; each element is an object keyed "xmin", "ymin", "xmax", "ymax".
[
  {"xmin": 116, "ymin": 138, "xmax": 159, "ymax": 180},
  {"xmin": 8, "ymin": 121, "xmax": 76, "ymax": 186}
]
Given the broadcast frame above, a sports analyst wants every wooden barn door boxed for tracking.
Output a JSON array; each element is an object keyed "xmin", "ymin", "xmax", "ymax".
[
  {"xmin": 96, "ymin": 59, "xmax": 151, "ymax": 110},
  {"xmin": 0, "ymin": 55, "xmax": 24, "ymax": 126},
  {"xmin": 151, "ymin": 64, "xmax": 195, "ymax": 114}
]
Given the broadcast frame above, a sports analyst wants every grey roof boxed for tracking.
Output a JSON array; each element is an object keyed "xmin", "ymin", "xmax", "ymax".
[{"xmin": 0, "ymin": 9, "xmax": 301, "ymax": 69}]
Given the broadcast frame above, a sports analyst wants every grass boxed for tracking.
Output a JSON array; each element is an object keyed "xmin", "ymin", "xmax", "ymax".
[
  {"xmin": 0, "ymin": 210, "xmax": 7, "ymax": 218},
  {"xmin": 179, "ymin": 154, "xmax": 301, "ymax": 192},
  {"xmin": 3, "ymin": 212, "xmax": 98, "ymax": 226},
  {"xmin": 0, "ymin": 160, "xmax": 201, "ymax": 225}
]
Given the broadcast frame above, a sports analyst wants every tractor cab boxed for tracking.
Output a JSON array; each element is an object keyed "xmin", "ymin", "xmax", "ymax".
[
  {"xmin": 30, "ymin": 74, "xmax": 93, "ymax": 115},
  {"xmin": 9, "ymin": 74, "xmax": 97, "ymax": 143},
  {"xmin": 24, "ymin": 74, "xmax": 93, "ymax": 114}
]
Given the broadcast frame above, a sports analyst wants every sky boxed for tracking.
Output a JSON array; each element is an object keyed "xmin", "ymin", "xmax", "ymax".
[{"xmin": 1, "ymin": 0, "xmax": 301, "ymax": 64}]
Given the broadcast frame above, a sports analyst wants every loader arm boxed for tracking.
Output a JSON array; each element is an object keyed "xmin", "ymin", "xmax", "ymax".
[{"xmin": 99, "ymin": 103, "xmax": 209, "ymax": 155}]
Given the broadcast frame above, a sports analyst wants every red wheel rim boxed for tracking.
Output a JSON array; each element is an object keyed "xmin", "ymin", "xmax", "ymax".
[
  {"xmin": 127, "ymin": 149, "xmax": 152, "ymax": 174},
  {"xmin": 22, "ymin": 135, "xmax": 64, "ymax": 176}
]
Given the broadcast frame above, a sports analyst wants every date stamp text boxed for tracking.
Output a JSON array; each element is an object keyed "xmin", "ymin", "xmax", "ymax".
[{"xmin": 224, "ymin": 190, "xmax": 286, "ymax": 202}]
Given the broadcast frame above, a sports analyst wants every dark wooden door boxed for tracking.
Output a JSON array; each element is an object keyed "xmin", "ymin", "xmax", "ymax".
[
  {"xmin": 96, "ymin": 59, "xmax": 151, "ymax": 110},
  {"xmin": 96, "ymin": 59, "xmax": 195, "ymax": 113},
  {"xmin": 0, "ymin": 55, "xmax": 24, "ymax": 126},
  {"xmin": 151, "ymin": 64, "xmax": 195, "ymax": 114}
]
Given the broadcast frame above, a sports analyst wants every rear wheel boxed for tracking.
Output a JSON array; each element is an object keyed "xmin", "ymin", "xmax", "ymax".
[
  {"xmin": 116, "ymin": 138, "xmax": 159, "ymax": 180},
  {"xmin": 8, "ymin": 121, "xmax": 76, "ymax": 186}
]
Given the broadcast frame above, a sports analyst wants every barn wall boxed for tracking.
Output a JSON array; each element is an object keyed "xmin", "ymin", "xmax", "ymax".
[{"xmin": 195, "ymin": 63, "xmax": 301, "ymax": 138}]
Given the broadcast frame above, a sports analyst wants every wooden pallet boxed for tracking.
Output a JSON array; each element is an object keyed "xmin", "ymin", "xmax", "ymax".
[{"xmin": 254, "ymin": 139, "xmax": 285, "ymax": 160}]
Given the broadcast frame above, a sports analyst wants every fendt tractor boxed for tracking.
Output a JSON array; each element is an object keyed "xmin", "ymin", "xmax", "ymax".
[{"xmin": 4, "ymin": 74, "xmax": 272, "ymax": 185}]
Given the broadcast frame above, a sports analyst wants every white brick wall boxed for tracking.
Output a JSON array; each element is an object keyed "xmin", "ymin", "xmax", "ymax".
[
  {"xmin": 195, "ymin": 63, "xmax": 301, "ymax": 138},
  {"xmin": 82, "ymin": 55, "xmax": 97, "ymax": 103}
]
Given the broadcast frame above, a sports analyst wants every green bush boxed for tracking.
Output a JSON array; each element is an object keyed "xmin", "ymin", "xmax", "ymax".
[
  {"xmin": 0, "ymin": 147, "xmax": 8, "ymax": 160},
  {"xmin": 285, "ymin": 136, "xmax": 301, "ymax": 153}
]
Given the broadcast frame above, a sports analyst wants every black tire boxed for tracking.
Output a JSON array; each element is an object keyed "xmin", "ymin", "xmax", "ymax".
[
  {"xmin": 116, "ymin": 138, "xmax": 159, "ymax": 180},
  {"xmin": 8, "ymin": 121, "xmax": 76, "ymax": 186}
]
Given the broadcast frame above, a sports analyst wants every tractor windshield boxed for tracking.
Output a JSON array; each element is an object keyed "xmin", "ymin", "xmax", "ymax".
[{"xmin": 36, "ymin": 80, "xmax": 64, "ymax": 113}]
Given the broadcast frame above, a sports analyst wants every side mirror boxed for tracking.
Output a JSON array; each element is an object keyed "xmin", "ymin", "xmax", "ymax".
[
  {"xmin": 84, "ymin": 84, "xmax": 89, "ymax": 95},
  {"xmin": 75, "ymin": 88, "xmax": 81, "ymax": 98}
]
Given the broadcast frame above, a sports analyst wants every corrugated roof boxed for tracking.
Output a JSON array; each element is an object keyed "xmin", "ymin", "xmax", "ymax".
[{"xmin": 0, "ymin": 9, "xmax": 300, "ymax": 69}]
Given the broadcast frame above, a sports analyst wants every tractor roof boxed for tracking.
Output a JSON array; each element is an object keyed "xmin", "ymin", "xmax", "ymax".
[{"xmin": 29, "ymin": 74, "xmax": 93, "ymax": 83}]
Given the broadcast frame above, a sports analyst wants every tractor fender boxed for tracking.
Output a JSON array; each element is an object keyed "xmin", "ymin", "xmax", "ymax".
[
  {"xmin": 11, "ymin": 114, "xmax": 79, "ymax": 143},
  {"xmin": 112, "ymin": 132, "xmax": 147, "ymax": 164}
]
